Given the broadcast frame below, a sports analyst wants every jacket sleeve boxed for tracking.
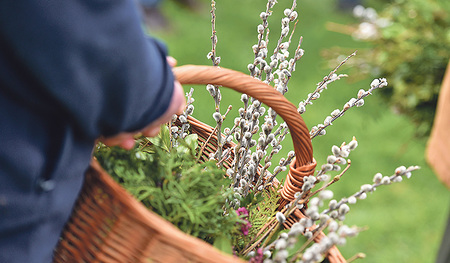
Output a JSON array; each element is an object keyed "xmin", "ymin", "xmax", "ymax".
[{"xmin": 0, "ymin": 0, "xmax": 174, "ymax": 140}]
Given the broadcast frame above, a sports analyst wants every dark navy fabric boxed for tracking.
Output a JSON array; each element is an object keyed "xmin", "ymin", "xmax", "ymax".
[{"xmin": 0, "ymin": 1, "xmax": 174, "ymax": 262}]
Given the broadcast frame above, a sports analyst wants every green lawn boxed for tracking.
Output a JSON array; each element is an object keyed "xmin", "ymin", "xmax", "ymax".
[{"xmin": 151, "ymin": 0, "xmax": 449, "ymax": 262}]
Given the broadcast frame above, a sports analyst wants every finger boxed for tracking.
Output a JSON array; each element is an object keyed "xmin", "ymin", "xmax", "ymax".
[
  {"xmin": 167, "ymin": 56, "xmax": 177, "ymax": 67},
  {"xmin": 99, "ymin": 133, "xmax": 136, "ymax": 149},
  {"xmin": 118, "ymin": 137, "xmax": 136, "ymax": 150},
  {"xmin": 173, "ymin": 81, "xmax": 186, "ymax": 114}
]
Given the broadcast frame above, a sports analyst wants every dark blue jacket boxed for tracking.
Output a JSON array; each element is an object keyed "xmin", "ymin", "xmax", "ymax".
[{"xmin": 0, "ymin": 1, "xmax": 174, "ymax": 262}]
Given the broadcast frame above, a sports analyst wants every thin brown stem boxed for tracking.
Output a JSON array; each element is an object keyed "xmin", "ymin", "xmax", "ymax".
[{"xmin": 347, "ymin": 253, "xmax": 366, "ymax": 263}]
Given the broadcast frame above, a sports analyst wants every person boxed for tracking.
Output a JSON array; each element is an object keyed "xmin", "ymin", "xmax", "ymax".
[{"xmin": 0, "ymin": 1, "xmax": 185, "ymax": 262}]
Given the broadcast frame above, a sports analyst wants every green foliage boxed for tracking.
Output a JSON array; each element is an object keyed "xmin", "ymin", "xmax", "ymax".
[
  {"xmin": 232, "ymin": 186, "xmax": 281, "ymax": 253},
  {"xmin": 363, "ymin": 0, "xmax": 449, "ymax": 135},
  {"xmin": 94, "ymin": 126, "xmax": 240, "ymax": 244}
]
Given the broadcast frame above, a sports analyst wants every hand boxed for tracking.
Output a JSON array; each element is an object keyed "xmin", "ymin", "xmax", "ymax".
[{"xmin": 99, "ymin": 57, "xmax": 185, "ymax": 150}]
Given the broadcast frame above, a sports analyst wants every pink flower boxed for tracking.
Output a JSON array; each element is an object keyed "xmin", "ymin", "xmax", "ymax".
[
  {"xmin": 237, "ymin": 207, "xmax": 249, "ymax": 217},
  {"xmin": 236, "ymin": 207, "xmax": 251, "ymax": 236}
]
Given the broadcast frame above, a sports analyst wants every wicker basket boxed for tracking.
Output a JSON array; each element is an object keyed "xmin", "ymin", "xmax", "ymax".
[{"xmin": 54, "ymin": 65, "xmax": 345, "ymax": 262}]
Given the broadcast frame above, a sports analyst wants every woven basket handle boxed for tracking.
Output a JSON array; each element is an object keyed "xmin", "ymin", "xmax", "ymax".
[{"xmin": 173, "ymin": 65, "xmax": 313, "ymax": 168}]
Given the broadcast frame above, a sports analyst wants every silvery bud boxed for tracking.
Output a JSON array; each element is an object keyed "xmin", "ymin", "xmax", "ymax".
[
  {"xmin": 370, "ymin": 78, "xmax": 380, "ymax": 88},
  {"xmin": 348, "ymin": 138, "xmax": 358, "ymax": 150},
  {"xmin": 336, "ymin": 157, "xmax": 347, "ymax": 165},
  {"xmin": 393, "ymin": 176, "xmax": 403, "ymax": 183},
  {"xmin": 241, "ymin": 94, "xmax": 249, "ymax": 103},
  {"xmin": 289, "ymin": 11, "xmax": 298, "ymax": 21},
  {"xmin": 331, "ymin": 109, "xmax": 340, "ymax": 117},
  {"xmin": 319, "ymin": 190, "xmax": 334, "ymax": 200},
  {"xmin": 260, "ymin": 12, "xmax": 268, "ymax": 20},
  {"xmin": 327, "ymin": 155, "xmax": 337, "ymax": 164},
  {"xmin": 339, "ymin": 204, "xmax": 350, "ymax": 215},
  {"xmin": 348, "ymin": 196, "xmax": 357, "ymax": 204},
  {"xmin": 358, "ymin": 192, "xmax": 367, "ymax": 200},
  {"xmin": 324, "ymin": 116, "xmax": 333, "ymax": 126},
  {"xmin": 381, "ymin": 176, "xmax": 391, "ymax": 185},
  {"xmin": 276, "ymin": 212, "xmax": 286, "ymax": 224},
  {"xmin": 321, "ymin": 164, "xmax": 334, "ymax": 172},
  {"xmin": 213, "ymin": 112, "xmax": 223, "ymax": 123},
  {"xmin": 360, "ymin": 184, "xmax": 373, "ymax": 192},
  {"xmin": 283, "ymin": 8, "xmax": 292, "ymax": 16},
  {"xmin": 356, "ymin": 99, "xmax": 365, "ymax": 107},
  {"xmin": 206, "ymin": 84, "xmax": 216, "ymax": 97},
  {"xmin": 395, "ymin": 166, "xmax": 406, "ymax": 175},
  {"xmin": 332, "ymin": 145, "xmax": 341, "ymax": 156},
  {"xmin": 257, "ymin": 24, "xmax": 264, "ymax": 33},
  {"xmin": 186, "ymin": 104, "xmax": 194, "ymax": 115},
  {"xmin": 275, "ymin": 239, "xmax": 287, "ymax": 250},
  {"xmin": 357, "ymin": 89, "xmax": 366, "ymax": 98},
  {"xmin": 329, "ymin": 199, "xmax": 338, "ymax": 210},
  {"xmin": 179, "ymin": 115, "xmax": 187, "ymax": 123},
  {"xmin": 288, "ymin": 151, "xmax": 295, "ymax": 158},
  {"xmin": 328, "ymin": 221, "xmax": 339, "ymax": 232},
  {"xmin": 373, "ymin": 173, "xmax": 382, "ymax": 184}
]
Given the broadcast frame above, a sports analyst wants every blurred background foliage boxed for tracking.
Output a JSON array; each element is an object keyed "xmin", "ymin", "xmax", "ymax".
[
  {"xmin": 145, "ymin": 0, "xmax": 449, "ymax": 262},
  {"xmin": 325, "ymin": 0, "xmax": 450, "ymax": 136}
]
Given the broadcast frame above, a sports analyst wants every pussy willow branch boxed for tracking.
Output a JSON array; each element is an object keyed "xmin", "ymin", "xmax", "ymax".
[
  {"xmin": 310, "ymin": 77, "xmax": 386, "ymax": 139},
  {"xmin": 209, "ymin": 0, "xmax": 224, "ymax": 161},
  {"xmin": 289, "ymin": 221, "xmax": 330, "ymax": 263},
  {"xmin": 321, "ymin": 166, "xmax": 420, "ymax": 215}
]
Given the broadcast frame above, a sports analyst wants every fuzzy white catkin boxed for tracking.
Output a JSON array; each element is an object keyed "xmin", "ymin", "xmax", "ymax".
[
  {"xmin": 356, "ymin": 99, "xmax": 365, "ymax": 107},
  {"xmin": 327, "ymin": 155, "xmax": 337, "ymax": 164},
  {"xmin": 179, "ymin": 115, "xmax": 187, "ymax": 123},
  {"xmin": 358, "ymin": 192, "xmax": 367, "ymax": 199},
  {"xmin": 395, "ymin": 165, "xmax": 407, "ymax": 175},
  {"xmin": 393, "ymin": 176, "xmax": 403, "ymax": 183},
  {"xmin": 348, "ymin": 139, "xmax": 358, "ymax": 150},
  {"xmin": 289, "ymin": 11, "xmax": 298, "ymax": 20},
  {"xmin": 381, "ymin": 176, "xmax": 391, "ymax": 185},
  {"xmin": 339, "ymin": 204, "xmax": 350, "ymax": 215},
  {"xmin": 360, "ymin": 184, "xmax": 373, "ymax": 192},
  {"xmin": 331, "ymin": 109, "xmax": 341, "ymax": 117},
  {"xmin": 283, "ymin": 8, "xmax": 292, "ymax": 16},
  {"xmin": 319, "ymin": 190, "xmax": 334, "ymax": 200},
  {"xmin": 329, "ymin": 199, "xmax": 338, "ymax": 210},
  {"xmin": 260, "ymin": 12, "xmax": 268, "ymax": 20},
  {"xmin": 332, "ymin": 145, "xmax": 341, "ymax": 156},
  {"xmin": 257, "ymin": 24, "xmax": 264, "ymax": 33},
  {"xmin": 370, "ymin": 78, "xmax": 380, "ymax": 88},
  {"xmin": 276, "ymin": 212, "xmax": 286, "ymax": 224},
  {"xmin": 213, "ymin": 112, "xmax": 222, "ymax": 123},
  {"xmin": 321, "ymin": 164, "xmax": 334, "ymax": 172},
  {"xmin": 373, "ymin": 173, "xmax": 382, "ymax": 183},
  {"xmin": 337, "ymin": 157, "xmax": 347, "ymax": 165},
  {"xmin": 324, "ymin": 116, "xmax": 333, "ymax": 126},
  {"xmin": 275, "ymin": 239, "xmax": 287, "ymax": 250},
  {"xmin": 348, "ymin": 196, "xmax": 357, "ymax": 204},
  {"xmin": 357, "ymin": 89, "xmax": 366, "ymax": 98}
]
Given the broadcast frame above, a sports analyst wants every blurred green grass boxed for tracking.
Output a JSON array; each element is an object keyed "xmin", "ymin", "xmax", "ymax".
[{"xmin": 151, "ymin": 0, "xmax": 449, "ymax": 262}]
